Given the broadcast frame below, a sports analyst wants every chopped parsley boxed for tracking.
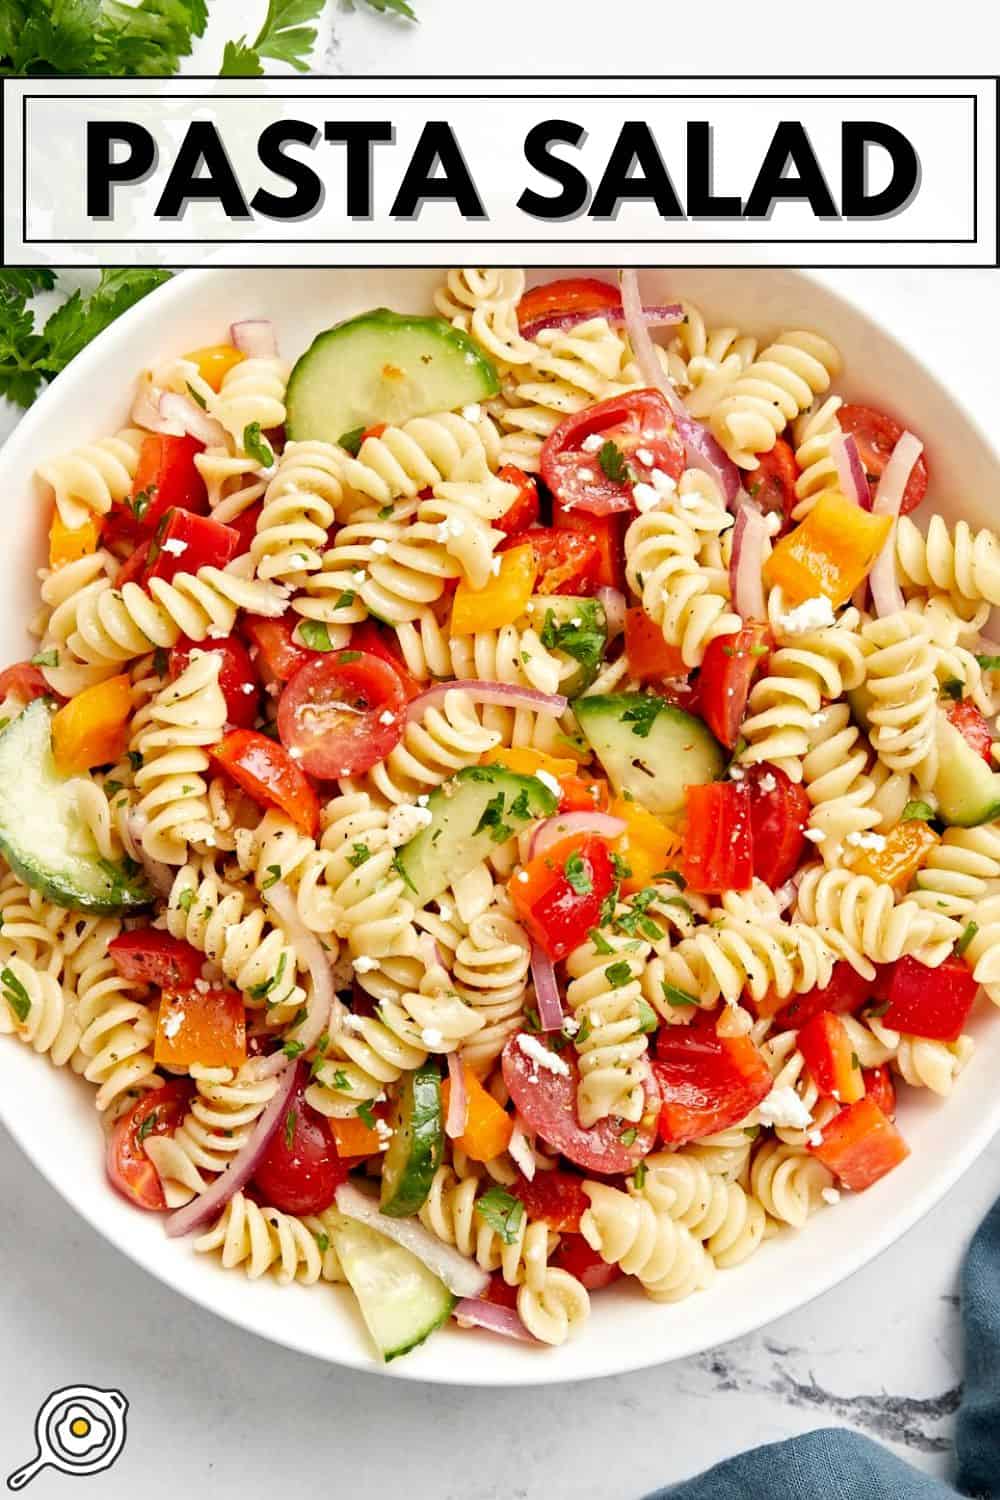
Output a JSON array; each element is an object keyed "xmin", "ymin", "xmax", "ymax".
[
  {"xmin": 177, "ymin": 888, "xmax": 195, "ymax": 912},
  {"xmin": 632, "ymin": 1159, "xmax": 647, "ymax": 1189},
  {"xmin": 636, "ymin": 999, "xmax": 659, "ymax": 1034},
  {"xmin": 901, "ymin": 800, "xmax": 935, "ymax": 822},
  {"xmin": 298, "ymin": 620, "xmax": 335, "ymax": 651},
  {"xmin": 610, "ymin": 852, "xmax": 633, "ymax": 883},
  {"xmin": 573, "ymin": 1014, "xmax": 592, "ymax": 1045},
  {"xmin": 316, "ymin": 1232, "xmax": 330, "ymax": 1253},
  {"xmin": 243, "ymin": 421, "xmax": 274, "ymax": 468},
  {"xmin": 598, "ymin": 438, "xmax": 632, "ymax": 485},
  {"xmin": 621, "ymin": 696, "xmax": 664, "ymax": 739},
  {"xmin": 939, "ymin": 676, "xmax": 964, "ymax": 701},
  {"xmin": 474, "ymin": 792, "xmax": 513, "ymax": 845},
  {"xmin": 661, "ymin": 981, "xmax": 698, "ymax": 1008},
  {"xmin": 248, "ymin": 951, "xmax": 287, "ymax": 1001},
  {"xmin": 261, "ymin": 864, "xmax": 282, "ymax": 890},
  {"xmin": 539, "ymin": 600, "xmax": 606, "ymax": 673},
  {"xmin": 564, "ymin": 850, "xmax": 593, "ymax": 895},
  {"xmin": 338, "ymin": 425, "xmax": 367, "ymax": 455},
  {"xmin": 356, "ymin": 1101, "xmax": 377, "ymax": 1129},
  {"xmin": 137, "ymin": 1109, "xmax": 159, "ymax": 1143},
  {"xmin": 509, "ymin": 789, "xmax": 532, "ymax": 822},
  {"xmin": 976, "ymin": 654, "xmax": 1000, "ymax": 671},
  {"xmin": 956, "ymin": 921, "xmax": 979, "ymax": 958},
  {"xmin": 334, "ymin": 589, "xmax": 357, "ymax": 611},
  {"xmin": 185, "ymin": 381, "xmax": 207, "ymax": 410},
  {"xmin": 284, "ymin": 1109, "xmax": 297, "ymax": 1148},
  {"xmin": 619, "ymin": 1126, "xmax": 638, "ymax": 1147},
  {"xmin": 338, "ymin": 651, "xmax": 361, "ymax": 664},
  {"xmin": 474, "ymin": 1186, "xmax": 525, "ymax": 1246},
  {"xmin": 283, "ymin": 1040, "xmax": 305, "ymax": 1060},
  {"xmin": 589, "ymin": 927, "xmax": 615, "ymax": 956},
  {"xmin": 30, "ymin": 649, "xmax": 58, "ymax": 669},
  {"xmin": 604, "ymin": 960, "xmax": 632, "ymax": 988},
  {"xmin": 347, "ymin": 843, "xmax": 372, "ymax": 868}
]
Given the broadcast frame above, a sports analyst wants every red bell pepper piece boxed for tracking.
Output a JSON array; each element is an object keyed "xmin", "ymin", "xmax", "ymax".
[
  {"xmin": 863, "ymin": 1065, "xmax": 897, "ymax": 1121},
  {"xmin": 0, "ymin": 662, "xmax": 53, "ymax": 705},
  {"xmin": 108, "ymin": 928, "xmax": 203, "ymax": 989},
  {"xmin": 797, "ymin": 1011, "xmax": 865, "ymax": 1104},
  {"xmin": 550, "ymin": 1232, "xmax": 623, "ymax": 1291},
  {"xmin": 682, "ymin": 781, "xmax": 753, "ymax": 894},
  {"xmin": 753, "ymin": 961, "xmax": 872, "ymax": 1029},
  {"xmin": 946, "ymin": 700, "xmax": 993, "ymax": 765},
  {"xmin": 652, "ymin": 1016, "xmax": 773, "ymax": 1144},
  {"xmin": 243, "ymin": 614, "xmax": 315, "ymax": 684},
  {"xmin": 623, "ymin": 606, "xmax": 687, "ymax": 681},
  {"xmin": 698, "ymin": 624, "xmax": 771, "ymax": 749},
  {"xmin": 553, "ymin": 507, "xmax": 627, "ymax": 591},
  {"xmin": 113, "ymin": 433, "xmax": 208, "ymax": 541},
  {"xmin": 810, "ymin": 1097, "xmax": 910, "ymax": 1191},
  {"xmin": 745, "ymin": 763, "xmax": 810, "ymax": 889},
  {"xmin": 210, "ymin": 728, "xmax": 319, "ymax": 837},
  {"xmin": 508, "ymin": 833, "xmax": 616, "ymax": 961},
  {"xmin": 145, "ymin": 509, "xmax": 240, "ymax": 585},
  {"xmin": 880, "ymin": 955, "xmax": 979, "ymax": 1042},
  {"xmin": 510, "ymin": 1170, "xmax": 588, "ymax": 1232},
  {"xmin": 494, "ymin": 466, "xmax": 541, "ymax": 536}
]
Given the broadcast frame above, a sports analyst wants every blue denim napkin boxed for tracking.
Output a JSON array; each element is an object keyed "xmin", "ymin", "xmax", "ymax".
[{"xmin": 648, "ymin": 1195, "xmax": 1000, "ymax": 1499}]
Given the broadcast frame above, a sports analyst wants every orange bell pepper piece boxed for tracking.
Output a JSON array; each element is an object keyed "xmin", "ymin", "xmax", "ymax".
[
  {"xmin": 50, "ymin": 673, "xmax": 132, "ymax": 775},
  {"xmin": 810, "ymin": 1096, "xmax": 909, "ymax": 1190},
  {"xmin": 610, "ymin": 795, "xmax": 682, "ymax": 894},
  {"xmin": 49, "ymin": 512, "xmax": 100, "ymax": 570},
  {"xmin": 451, "ymin": 543, "xmax": 537, "ymax": 634},
  {"xmin": 850, "ymin": 820, "xmax": 939, "ymax": 892},
  {"xmin": 154, "ymin": 986, "xmax": 247, "ymax": 1070},
  {"xmin": 797, "ymin": 1011, "xmax": 865, "ymax": 1105},
  {"xmin": 762, "ymin": 491, "xmax": 892, "ymax": 608},
  {"xmin": 330, "ymin": 1114, "xmax": 383, "ymax": 1159},
  {"xmin": 482, "ymin": 746, "xmax": 578, "ymax": 780},
  {"xmin": 442, "ymin": 1064, "xmax": 514, "ymax": 1161},
  {"xmin": 182, "ymin": 343, "xmax": 245, "ymax": 392}
]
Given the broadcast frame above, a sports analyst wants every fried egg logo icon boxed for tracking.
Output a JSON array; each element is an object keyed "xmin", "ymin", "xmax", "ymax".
[
  {"xmin": 53, "ymin": 1403, "xmax": 111, "ymax": 1459},
  {"xmin": 7, "ymin": 1385, "xmax": 128, "ymax": 1490}
]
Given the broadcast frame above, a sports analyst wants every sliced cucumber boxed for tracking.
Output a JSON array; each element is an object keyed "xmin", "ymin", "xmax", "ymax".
[
  {"xmin": 0, "ymin": 701, "xmax": 150, "ymax": 913},
  {"xmin": 519, "ymin": 595, "xmax": 607, "ymax": 697},
  {"xmin": 395, "ymin": 765, "xmax": 558, "ymax": 907},
  {"xmin": 574, "ymin": 693, "xmax": 725, "ymax": 816},
  {"xmin": 380, "ymin": 1059, "xmax": 444, "ymax": 1218},
  {"xmin": 326, "ymin": 1210, "xmax": 455, "ymax": 1362},
  {"xmin": 286, "ymin": 309, "xmax": 500, "ymax": 445},
  {"xmin": 933, "ymin": 715, "xmax": 1000, "ymax": 827}
]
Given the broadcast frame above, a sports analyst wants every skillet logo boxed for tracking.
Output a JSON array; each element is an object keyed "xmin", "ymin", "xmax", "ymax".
[
  {"xmin": 3, "ymin": 75, "xmax": 996, "ymax": 268},
  {"xmin": 6, "ymin": 1385, "xmax": 129, "ymax": 1491}
]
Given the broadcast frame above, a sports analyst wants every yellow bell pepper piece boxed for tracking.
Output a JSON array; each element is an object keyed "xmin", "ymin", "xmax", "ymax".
[
  {"xmin": 762, "ymin": 491, "xmax": 892, "ymax": 608},
  {"xmin": 850, "ymin": 819, "xmax": 939, "ymax": 893},
  {"xmin": 51, "ymin": 674, "xmax": 133, "ymax": 776},
  {"xmin": 482, "ymin": 746, "xmax": 578, "ymax": 780},
  {"xmin": 49, "ymin": 512, "xmax": 100, "ymax": 570},
  {"xmin": 611, "ymin": 794, "xmax": 683, "ymax": 895},
  {"xmin": 451, "ymin": 543, "xmax": 538, "ymax": 634},
  {"xmin": 182, "ymin": 344, "xmax": 245, "ymax": 392}
]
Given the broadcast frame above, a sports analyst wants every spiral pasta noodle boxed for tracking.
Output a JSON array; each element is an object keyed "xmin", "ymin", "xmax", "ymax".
[
  {"xmin": 860, "ymin": 611, "xmax": 939, "ymax": 788},
  {"xmin": 564, "ymin": 924, "xmax": 652, "ymax": 1127},
  {"xmin": 709, "ymin": 331, "xmax": 841, "ymax": 468},
  {"xmin": 580, "ymin": 1182, "xmax": 714, "ymax": 1301},
  {"xmin": 790, "ymin": 395, "xmax": 844, "ymax": 519},
  {"xmin": 0, "ymin": 956, "xmax": 80, "ymax": 1065},
  {"xmin": 649, "ymin": 909, "xmax": 836, "ymax": 1012},
  {"xmin": 208, "ymin": 356, "xmax": 289, "ymax": 450},
  {"xmin": 67, "ymin": 940, "xmax": 158, "ymax": 1112},
  {"xmin": 333, "ymin": 412, "xmax": 502, "ymax": 509},
  {"xmin": 793, "ymin": 865, "xmax": 961, "ymax": 977},
  {"xmin": 416, "ymin": 449, "xmax": 517, "ymax": 590},
  {"xmin": 434, "ymin": 268, "xmax": 536, "ymax": 370},
  {"xmin": 132, "ymin": 651, "xmax": 227, "ymax": 865},
  {"xmin": 634, "ymin": 1152, "xmax": 767, "ymax": 1269},
  {"xmin": 251, "ymin": 441, "xmax": 343, "ymax": 583},
  {"xmin": 895, "ymin": 515, "xmax": 1000, "ymax": 607},
  {"xmin": 36, "ymin": 428, "xmax": 144, "ymax": 529},
  {"xmin": 665, "ymin": 301, "xmax": 759, "ymax": 421},
  {"xmin": 749, "ymin": 1140, "xmax": 834, "ymax": 1229},
  {"xmin": 195, "ymin": 1191, "xmax": 329, "ymax": 1285},
  {"xmin": 344, "ymin": 689, "xmax": 499, "ymax": 806},
  {"xmin": 145, "ymin": 1061, "xmax": 281, "ymax": 1206},
  {"xmin": 912, "ymin": 824, "xmax": 1000, "ymax": 919}
]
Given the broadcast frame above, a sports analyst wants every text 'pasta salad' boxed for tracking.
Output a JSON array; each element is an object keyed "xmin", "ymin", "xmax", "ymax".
[{"xmin": 3, "ymin": 268, "xmax": 999, "ymax": 1362}]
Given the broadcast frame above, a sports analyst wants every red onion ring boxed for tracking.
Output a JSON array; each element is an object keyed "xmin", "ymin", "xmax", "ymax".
[
  {"xmin": 406, "ymin": 680, "xmax": 567, "ymax": 724},
  {"xmin": 159, "ymin": 392, "xmax": 227, "ymax": 449},
  {"xmin": 519, "ymin": 304, "xmax": 684, "ymax": 342},
  {"xmin": 165, "ymin": 1059, "xmax": 299, "ymax": 1237},
  {"xmin": 453, "ymin": 1297, "xmax": 539, "ymax": 1342},
  {"xmin": 131, "ymin": 377, "xmax": 183, "ymax": 437},
  {"xmin": 231, "ymin": 320, "xmax": 277, "ymax": 359},
  {"xmin": 729, "ymin": 503, "xmax": 768, "ymax": 621},
  {"xmin": 530, "ymin": 942, "xmax": 565, "ymax": 1032},
  {"xmin": 446, "ymin": 1051, "xmax": 469, "ymax": 1139},
  {"xmin": 335, "ymin": 1182, "xmax": 489, "ymax": 1298},
  {"xmin": 869, "ymin": 431, "xmax": 923, "ymax": 619},
  {"xmin": 620, "ymin": 270, "xmax": 742, "ymax": 507},
  {"xmin": 530, "ymin": 810, "xmax": 626, "ymax": 860},
  {"xmin": 831, "ymin": 431, "xmax": 871, "ymax": 510},
  {"xmin": 596, "ymin": 586, "xmax": 626, "ymax": 639},
  {"xmin": 261, "ymin": 883, "xmax": 337, "ymax": 1059}
]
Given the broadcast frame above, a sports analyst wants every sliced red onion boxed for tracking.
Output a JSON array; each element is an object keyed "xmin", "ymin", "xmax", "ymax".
[
  {"xmin": 159, "ymin": 392, "xmax": 227, "ymax": 448},
  {"xmin": 729, "ymin": 503, "xmax": 768, "ymax": 621},
  {"xmin": 596, "ymin": 586, "xmax": 626, "ymax": 640},
  {"xmin": 620, "ymin": 270, "xmax": 742, "ymax": 507},
  {"xmin": 530, "ymin": 810, "xmax": 626, "ymax": 860},
  {"xmin": 773, "ymin": 878, "xmax": 798, "ymax": 913},
  {"xmin": 166, "ymin": 1059, "xmax": 299, "ymax": 1237},
  {"xmin": 131, "ymin": 376, "xmax": 183, "ymax": 436},
  {"xmin": 831, "ymin": 431, "xmax": 871, "ymax": 510},
  {"xmin": 453, "ymin": 1297, "xmax": 539, "ymax": 1342},
  {"xmin": 406, "ymin": 679, "xmax": 567, "ymax": 724},
  {"xmin": 261, "ymin": 882, "xmax": 337, "ymax": 1059},
  {"xmin": 231, "ymin": 320, "xmax": 277, "ymax": 359},
  {"xmin": 335, "ymin": 1182, "xmax": 489, "ymax": 1298},
  {"xmin": 507, "ymin": 1115, "xmax": 537, "ymax": 1180},
  {"xmin": 519, "ymin": 303, "xmax": 683, "ymax": 342},
  {"xmin": 445, "ymin": 1052, "xmax": 469, "ymax": 1139},
  {"xmin": 869, "ymin": 431, "xmax": 923, "ymax": 619},
  {"xmin": 530, "ymin": 942, "xmax": 564, "ymax": 1031}
]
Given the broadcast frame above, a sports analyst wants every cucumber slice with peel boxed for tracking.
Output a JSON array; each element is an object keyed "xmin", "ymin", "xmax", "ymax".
[
  {"xmin": 574, "ymin": 693, "xmax": 725, "ymax": 816},
  {"xmin": 285, "ymin": 309, "xmax": 500, "ymax": 445},
  {"xmin": 326, "ymin": 1210, "xmax": 455, "ymax": 1362},
  {"xmin": 380, "ymin": 1059, "xmax": 444, "ymax": 1217}
]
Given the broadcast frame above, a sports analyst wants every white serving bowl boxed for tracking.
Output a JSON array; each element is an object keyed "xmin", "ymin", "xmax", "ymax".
[{"xmin": 1, "ymin": 267, "xmax": 997, "ymax": 1385}]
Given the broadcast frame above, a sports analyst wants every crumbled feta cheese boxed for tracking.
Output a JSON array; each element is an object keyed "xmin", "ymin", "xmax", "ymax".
[
  {"xmin": 490, "ymin": 556, "xmax": 502, "ymax": 576},
  {"xmin": 846, "ymin": 831, "xmax": 887, "ymax": 852},
  {"xmin": 161, "ymin": 537, "xmax": 188, "ymax": 556},
  {"xmin": 729, "ymin": 765, "xmax": 745, "ymax": 781},
  {"xmin": 821, "ymin": 1186, "xmax": 841, "ymax": 1205},
  {"xmin": 507, "ymin": 1121, "xmax": 536, "ymax": 1180},
  {"xmin": 757, "ymin": 1085, "xmax": 813, "ymax": 1131},
  {"xmin": 535, "ymin": 770, "xmax": 562, "ymax": 799},
  {"xmin": 162, "ymin": 1009, "xmax": 183, "ymax": 1039},
  {"xmin": 635, "ymin": 448, "xmax": 654, "ymax": 466},
  {"xmin": 416, "ymin": 794, "xmax": 429, "ymax": 807},
  {"xmin": 758, "ymin": 772, "xmax": 777, "ymax": 794},
  {"xmin": 808, "ymin": 1129, "xmax": 824, "ymax": 1147},
  {"xmin": 240, "ymin": 681, "xmax": 255, "ymax": 694},
  {"xmin": 461, "ymin": 404, "xmax": 481, "ymax": 422},
  {"xmin": 516, "ymin": 870, "xmax": 530, "ymax": 882},
  {"xmin": 517, "ymin": 1033, "xmax": 570, "ymax": 1076},
  {"xmin": 581, "ymin": 433, "xmax": 605, "ymax": 453},
  {"xmin": 803, "ymin": 828, "xmax": 827, "ymax": 843},
  {"xmin": 378, "ymin": 709, "xmax": 395, "ymax": 725},
  {"xmin": 570, "ymin": 617, "xmax": 582, "ymax": 629},
  {"xmin": 651, "ymin": 468, "xmax": 678, "ymax": 498},
  {"xmin": 777, "ymin": 595, "xmax": 836, "ymax": 634},
  {"xmin": 632, "ymin": 481, "xmax": 661, "ymax": 513},
  {"xmin": 764, "ymin": 511, "xmax": 783, "ymax": 536},
  {"xmin": 287, "ymin": 745, "xmax": 303, "ymax": 759},
  {"xmin": 370, "ymin": 539, "xmax": 389, "ymax": 555},
  {"xmin": 386, "ymin": 802, "xmax": 433, "ymax": 846},
  {"xmin": 561, "ymin": 1015, "xmax": 579, "ymax": 1036},
  {"xmin": 420, "ymin": 1027, "xmax": 444, "ymax": 1048},
  {"xmin": 352, "ymin": 956, "xmax": 380, "ymax": 974},
  {"xmin": 577, "ymin": 467, "xmax": 595, "ymax": 482},
  {"xmin": 193, "ymin": 978, "xmax": 210, "ymax": 994}
]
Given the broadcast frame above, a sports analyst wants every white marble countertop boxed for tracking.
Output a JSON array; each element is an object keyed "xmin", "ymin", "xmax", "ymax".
[{"xmin": 3, "ymin": 6, "xmax": 1000, "ymax": 1491}]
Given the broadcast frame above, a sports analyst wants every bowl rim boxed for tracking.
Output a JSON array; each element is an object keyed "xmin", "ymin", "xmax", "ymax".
[{"xmin": 2, "ymin": 263, "xmax": 999, "ymax": 1386}]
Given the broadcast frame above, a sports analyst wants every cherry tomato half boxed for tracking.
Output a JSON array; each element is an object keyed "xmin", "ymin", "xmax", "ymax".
[
  {"xmin": 698, "ymin": 624, "xmax": 770, "ymax": 750},
  {"xmin": 252, "ymin": 1075, "xmax": 347, "ymax": 1216},
  {"xmin": 170, "ymin": 633, "xmax": 260, "ymax": 729},
  {"xmin": 278, "ymin": 651, "xmax": 406, "ymax": 780},
  {"xmin": 211, "ymin": 728, "xmax": 320, "ymax": 837},
  {"xmin": 745, "ymin": 437, "xmax": 798, "ymax": 528},
  {"xmin": 541, "ymin": 390, "xmax": 684, "ymax": 518},
  {"xmin": 504, "ymin": 527, "xmax": 599, "ymax": 596},
  {"xmin": 495, "ymin": 466, "xmax": 541, "ymax": 536},
  {"xmin": 108, "ymin": 928, "xmax": 203, "ymax": 989},
  {"xmin": 510, "ymin": 1170, "xmax": 588, "ymax": 1232},
  {"xmin": 517, "ymin": 277, "xmax": 621, "ymax": 337},
  {"xmin": 745, "ymin": 763, "xmax": 810, "ymax": 889},
  {"xmin": 839, "ymin": 404, "xmax": 929, "ymax": 516},
  {"xmin": 0, "ymin": 662, "xmax": 53, "ymax": 705},
  {"xmin": 243, "ymin": 614, "xmax": 317, "ymax": 685},
  {"xmin": 947, "ymin": 699, "xmax": 993, "ymax": 765},
  {"xmin": 551, "ymin": 1231, "xmax": 623, "ymax": 1291},
  {"xmin": 107, "ymin": 1079, "xmax": 193, "ymax": 1211}
]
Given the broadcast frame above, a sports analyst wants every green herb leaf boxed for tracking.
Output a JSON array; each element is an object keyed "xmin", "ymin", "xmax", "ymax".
[
  {"xmin": 976, "ymin": 654, "xmax": 1000, "ymax": 671},
  {"xmin": 2, "ymin": 967, "xmax": 31, "ymax": 1023},
  {"xmin": 610, "ymin": 852, "xmax": 632, "ymax": 883},
  {"xmin": 564, "ymin": 850, "xmax": 593, "ymax": 895},
  {"xmin": 475, "ymin": 1186, "xmax": 525, "ymax": 1246},
  {"xmin": 338, "ymin": 651, "xmax": 361, "ymax": 664},
  {"xmin": 661, "ymin": 980, "xmax": 698, "ymax": 1008},
  {"xmin": 1, "ymin": 1, "xmax": 207, "ymax": 80},
  {"xmin": 356, "ymin": 1101, "xmax": 376, "ymax": 1129},
  {"xmin": 598, "ymin": 439, "xmax": 632, "ymax": 485},
  {"xmin": 30, "ymin": 649, "xmax": 58, "ymax": 668},
  {"xmin": 284, "ymin": 1108, "xmax": 297, "ymax": 1148},
  {"xmin": 589, "ymin": 927, "xmax": 615, "ymax": 956},
  {"xmin": 283, "ymin": 1040, "xmax": 305, "ymax": 1060},
  {"xmin": 334, "ymin": 590, "xmax": 357, "ymax": 611},
  {"xmin": 939, "ymin": 676, "xmax": 964, "ymax": 701},
  {"xmin": 474, "ymin": 792, "xmax": 513, "ymax": 845},
  {"xmin": 243, "ymin": 422, "xmax": 274, "ymax": 468},
  {"xmin": 137, "ymin": 1108, "xmax": 159, "ymax": 1143},
  {"xmin": 539, "ymin": 601, "xmax": 606, "ymax": 672},
  {"xmin": 297, "ymin": 620, "xmax": 335, "ymax": 652},
  {"xmin": 901, "ymin": 799, "xmax": 935, "ymax": 822},
  {"xmin": 177, "ymin": 888, "xmax": 195, "ymax": 912},
  {"xmin": 956, "ymin": 921, "xmax": 979, "ymax": 958},
  {"xmin": 621, "ymin": 696, "xmax": 664, "ymax": 739},
  {"xmin": 604, "ymin": 961, "xmax": 632, "ymax": 988},
  {"xmin": 619, "ymin": 1126, "xmax": 638, "ymax": 1147},
  {"xmin": 185, "ymin": 381, "xmax": 207, "ymax": 410},
  {"xmin": 338, "ymin": 425, "xmax": 367, "ymax": 455},
  {"xmin": 636, "ymin": 999, "xmax": 658, "ymax": 1034},
  {"xmin": 261, "ymin": 864, "xmax": 282, "ymax": 890},
  {"xmin": 632, "ymin": 1159, "xmax": 647, "ymax": 1189},
  {"xmin": 347, "ymin": 843, "xmax": 372, "ymax": 869}
]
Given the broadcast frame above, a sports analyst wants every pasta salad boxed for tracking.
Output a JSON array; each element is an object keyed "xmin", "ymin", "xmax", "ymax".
[{"xmin": 2, "ymin": 267, "xmax": 998, "ymax": 1363}]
